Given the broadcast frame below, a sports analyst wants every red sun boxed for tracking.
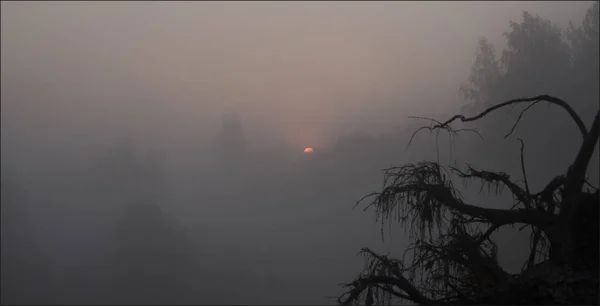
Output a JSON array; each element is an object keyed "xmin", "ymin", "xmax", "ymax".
[{"xmin": 303, "ymin": 147, "xmax": 314, "ymax": 153}]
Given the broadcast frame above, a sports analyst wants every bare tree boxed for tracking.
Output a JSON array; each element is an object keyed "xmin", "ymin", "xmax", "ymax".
[{"xmin": 337, "ymin": 95, "xmax": 599, "ymax": 305}]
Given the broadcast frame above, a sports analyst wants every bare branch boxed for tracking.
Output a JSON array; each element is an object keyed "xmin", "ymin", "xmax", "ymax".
[
  {"xmin": 406, "ymin": 118, "xmax": 483, "ymax": 150},
  {"xmin": 415, "ymin": 95, "xmax": 588, "ymax": 140},
  {"xmin": 353, "ymin": 192, "xmax": 379, "ymax": 210},
  {"xmin": 409, "ymin": 116, "xmax": 444, "ymax": 126}
]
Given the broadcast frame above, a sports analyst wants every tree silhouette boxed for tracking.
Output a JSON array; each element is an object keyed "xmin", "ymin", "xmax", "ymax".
[{"xmin": 336, "ymin": 96, "xmax": 599, "ymax": 305}]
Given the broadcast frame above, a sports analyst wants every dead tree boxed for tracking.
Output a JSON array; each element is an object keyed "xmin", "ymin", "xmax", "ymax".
[{"xmin": 337, "ymin": 95, "xmax": 599, "ymax": 305}]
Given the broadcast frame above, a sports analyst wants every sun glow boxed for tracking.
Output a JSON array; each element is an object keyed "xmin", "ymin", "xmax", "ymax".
[{"xmin": 303, "ymin": 147, "xmax": 314, "ymax": 153}]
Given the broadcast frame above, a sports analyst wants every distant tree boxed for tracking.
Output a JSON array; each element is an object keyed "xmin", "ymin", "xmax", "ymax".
[
  {"xmin": 105, "ymin": 151, "xmax": 199, "ymax": 304},
  {"xmin": 1, "ymin": 174, "xmax": 56, "ymax": 305},
  {"xmin": 459, "ymin": 4, "xmax": 599, "ymax": 186},
  {"xmin": 336, "ymin": 96, "xmax": 598, "ymax": 305},
  {"xmin": 459, "ymin": 38, "xmax": 502, "ymax": 116},
  {"xmin": 91, "ymin": 137, "xmax": 141, "ymax": 202},
  {"xmin": 213, "ymin": 112, "xmax": 247, "ymax": 166},
  {"xmin": 500, "ymin": 12, "xmax": 572, "ymax": 98},
  {"xmin": 108, "ymin": 202, "xmax": 198, "ymax": 304},
  {"xmin": 566, "ymin": 1, "xmax": 599, "ymax": 116},
  {"xmin": 92, "ymin": 138, "xmax": 168, "ymax": 204}
]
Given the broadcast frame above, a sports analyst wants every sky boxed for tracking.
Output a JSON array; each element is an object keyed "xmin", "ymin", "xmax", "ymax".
[{"xmin": 1, "ymin": 1, "xmax": 591, "ymax": 152}]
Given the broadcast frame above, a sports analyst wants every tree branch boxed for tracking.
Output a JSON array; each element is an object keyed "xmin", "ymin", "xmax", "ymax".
[
  {"xmin": 372, "ymin": 284, "xmax": 411, "ymax": 301},
  {"xmin": 339, "ymin": 275, "xmax": 437, "ymax": 305},
  {"xmin": 367, "ymin": 163, "xmax": 556, "ymax": 237},
  {"xmin": 407, "ymin": 117, "xmax": 483, "ymax": 150},
  {"xmin": 439, "ymin": 193, "xmax": 553, "ymax": 228},
  {"xmin": 448, "ymin": 228, "xmax": 510, "ymax": 284},
  {"xmin": 374, "ymin": 182, "xmax": 556, "ymax": 236},
  {"xmin": 451, "ymin": 165, "xmax": 531, "ymax": 208},
  {"xmin": 424, "ymin": 95, "xmax": 588, "ymax": 140},
  {"xmin": 477, "ymin": 224, "xmax": 500, "ymax": 245}
]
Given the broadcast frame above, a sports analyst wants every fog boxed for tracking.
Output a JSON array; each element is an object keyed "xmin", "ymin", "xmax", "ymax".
[{"xmin": 1, "ymin": 1, "xmax": 597, "ymax": 305}]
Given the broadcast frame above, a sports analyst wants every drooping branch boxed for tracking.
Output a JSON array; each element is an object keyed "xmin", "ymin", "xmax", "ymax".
[
  {"xmin": 340, "ymin": 221, "xmax": 510, "ymax": 305},
  {"xmin": 433, "ymin": 227, "xmax": 510, "ymax": 286},
  {"xmin": 339, "ymin": 248, "xmax": 438, "ymax": 305},
  {"xmin": 339, "ymin": 274, "xmax": 437, "ymax": 305},
  {"xmin": 450, "ymin": 165, "xmax": 531, "ymax": 208},
  {"xmin": 365, "ymin": 162, "xmax": 556, "ymax": 233},
  {"xmin": 407, "ymin": 116, "xmax": 484, "ymax": 150}
]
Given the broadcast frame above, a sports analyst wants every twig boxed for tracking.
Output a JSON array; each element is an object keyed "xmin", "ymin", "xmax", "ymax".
[
  {"xmin": 354, "ymin": 192, "xmax": 379, "ymax": 210},
  {"xmin": 504, "ymin": 101, "xmax": 541, "ymax": 138},
  {"xmin": 517, "ymin": 138, "xmax": 531, "ymax": 197},
  {"xmin": 408, "ymin": 116, "xmax": 443, "ymax": 125},
  {"xmin": 406, "ymin": 121, "xmax": 483, "ymax": 151},
  {"xmin": 476, "ymin": 224, "xmax": 501, "ymax": 245}
]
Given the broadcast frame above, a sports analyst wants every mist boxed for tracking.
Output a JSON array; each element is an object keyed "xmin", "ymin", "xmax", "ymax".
[{"xmin": 1, "ymin": 1, "xmax": 597, "ymax": 305}]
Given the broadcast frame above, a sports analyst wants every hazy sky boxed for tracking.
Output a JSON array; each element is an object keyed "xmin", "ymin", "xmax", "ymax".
[
  {"xmin": 1, "ymin": 2, "xmax": 596, "ymax": 304},
  {"xmin": 1, "ymin": 1, "xmax": 591, "ymax": 154}
]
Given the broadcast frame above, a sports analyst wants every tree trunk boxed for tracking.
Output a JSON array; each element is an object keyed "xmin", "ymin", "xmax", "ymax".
[{"xmin": 547, "ymin": 190, "xmax": 599, "ymax": 270}]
